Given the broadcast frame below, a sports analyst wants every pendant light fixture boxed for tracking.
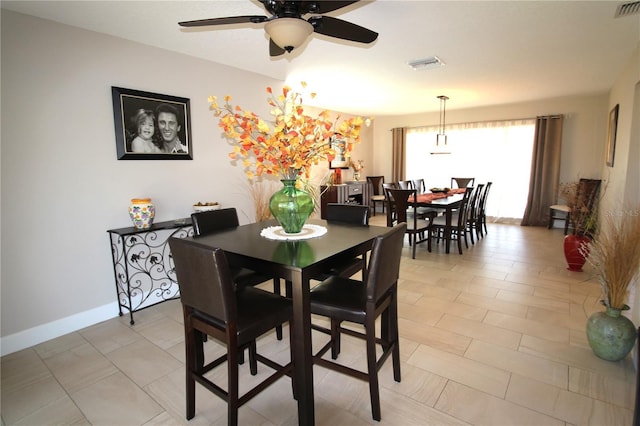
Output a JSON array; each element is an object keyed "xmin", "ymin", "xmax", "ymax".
[
  {"xmin": 431, "ymin": 95, "xmax": 451, "ymax": 155},
  {"xmin": 437, "ymin": 95, "xmax": 449, "ymax": 146}
]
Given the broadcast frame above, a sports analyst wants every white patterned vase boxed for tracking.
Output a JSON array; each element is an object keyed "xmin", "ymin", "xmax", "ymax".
[{"xmin": 129, "ymin": 198, "xmax": 155, "ymax": 229}]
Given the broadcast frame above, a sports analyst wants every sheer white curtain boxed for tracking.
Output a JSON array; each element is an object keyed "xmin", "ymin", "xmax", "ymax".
[{"xmin": 406, "ymin": 119, "xmax": 536, "ymax": 221}]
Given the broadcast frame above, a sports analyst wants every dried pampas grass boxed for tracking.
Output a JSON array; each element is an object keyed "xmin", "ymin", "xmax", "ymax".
[
  {"xmin": 248, "ymin": 180, "xmax": 278, "ymax": 222},
  {"xmin": 584, "ymin": 205, "xmax": 640, "ymax": 309}
]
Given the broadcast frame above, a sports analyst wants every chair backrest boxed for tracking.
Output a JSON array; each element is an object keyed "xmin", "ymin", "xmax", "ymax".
[
  {"xmin": 386, "ymin": 188, "xmax": 416, "ymax": 224},
  {"xmin": 366, "ymin": 176, "xmax": 385, "ymax": 196},
  {"xmin": 325, "ymin": 203, "xmax": 369, "ymax": 226},
  {"xmin": 169, "ymin": 239, "xmax": 236, "ymax": 322},
  {"xmin": 451, "ymin": 177, "xmax": 475, "ymax": 189},
  {"xmin": 467, "ymin": 184, "xmax": 484, "ymax": 220},
  {"xmin": 365, "ymin": 223, "xmax": 406, "ymax": 302},
  {"xmin": 575, "ymin": 179, "xmax": 601, "ymax": 211},
  {"xmin": 398, "ymin": 180, "xmax": 412, "ymax": 189},
  {"xmin": 410, "ymin": 179, "xmax": 426, "ymax": 194},
  {"xmin": 191, "ymin": 207, "xmax": 240, "ymax": 237},
  {"xmin": 455, "ymin": 188, "xmax": 474, "ymax": 228},
  {"xmin": 479, "ymin": 182, "xmax": 492, "ymax": 215}
]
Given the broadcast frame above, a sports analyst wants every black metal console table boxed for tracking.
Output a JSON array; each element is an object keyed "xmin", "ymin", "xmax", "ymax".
[{"xmin": 107, "ymin": 218, "xmax": 193, "ymax": 324}]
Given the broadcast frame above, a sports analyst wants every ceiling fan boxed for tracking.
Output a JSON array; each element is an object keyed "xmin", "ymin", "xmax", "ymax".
[{"xmin": 178, "ymin": 0, "xmax": 378, "ymax": 56}]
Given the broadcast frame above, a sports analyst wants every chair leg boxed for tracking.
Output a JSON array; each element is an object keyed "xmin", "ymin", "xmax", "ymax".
[
  {"xmin": 273, "ymin": 278, "xmax": 283, "ymax": 340},
  {"xmin": 185, "ymin": 324, "xmax": 199, "ymax": 420},
  {"xmin": 390, "ymin": 295, "xmax": 401, "ymax": 383},
  {"xmin": 227, "ymin": 341, "xmax": 240, "ymax": 426},
  {"xmin": 330, "ymin": 319, "xmax": 341, "ymax": 359},
  {"xmin": 249, "ymin": 340, "xmax": 258, "ymax": 375},
  {"xmin": 366, "ymin": 321, "xmax": 381, "ymax": 421}
]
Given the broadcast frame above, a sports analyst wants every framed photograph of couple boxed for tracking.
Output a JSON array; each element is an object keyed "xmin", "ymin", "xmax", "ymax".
[
  {"xmin": 112, "ymin": 86, "xmax": 192, "ymax": 160},
  {"xmin": 605, "ymin": 104, "xmax": 619, "ymax": 167}
]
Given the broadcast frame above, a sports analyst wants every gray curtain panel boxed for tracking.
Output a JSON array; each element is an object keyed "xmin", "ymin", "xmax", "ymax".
[
  {"xmin": 521, "ymin": 115, "xmax": 564, "ymax": 226},
  {"xmin": 391, "ymin": 127, "xmax": 407, "ymax": 182}
]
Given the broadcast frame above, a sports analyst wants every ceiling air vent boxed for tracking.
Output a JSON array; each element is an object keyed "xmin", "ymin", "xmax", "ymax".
[
  {"xmin": 615, "ymin": 1, "xmax": 640, "ymax": 17},
  {"xmin": 408, "ymin": 56, "xmax": 444, "ymax": 70}
]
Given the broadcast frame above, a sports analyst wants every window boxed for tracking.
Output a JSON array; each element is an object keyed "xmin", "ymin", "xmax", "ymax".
[{"xmin": 406, "ymin": 119, "xmax": 535, "ymax": 221}]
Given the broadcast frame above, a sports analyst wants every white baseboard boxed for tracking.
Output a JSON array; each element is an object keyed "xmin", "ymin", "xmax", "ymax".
[{"xmin": 1, "ymin": 302, "xmax": 119, "ymax": 356}]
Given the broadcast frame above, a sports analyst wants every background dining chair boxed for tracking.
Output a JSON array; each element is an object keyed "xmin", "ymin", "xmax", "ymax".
[
  {"xmin": 430, "ymin": 188, "xmax": 473, "ymax": 255},
  {"xmin": 315, "ymin": 203, "xmax": 370, "ymax": 279},
  {"xmin": 387, "ymin": 188, "xmax": 434, "ymax": 259},
  {"xmin": 451, "ymin": 177, "xmax": 475, "ymax": 189},
  {"xmin": 309, "ymin": 223, "xmax": 406, "ymax": 421},
  {"xmin": 366, "ymin": 175, "xmax": 386, "ymax": 216},
  {"xmin": 191, "ymin": 208, "xmax": 284, "ymax": 339},
  {"xmin": 477, "ymin": 181, "xmax": 492, "ymax": 237},
  {"xmin": 382, "ymin": 182, "xmax": 399, "ymax": 227},
  {"xmin": 465, "ymin": 184, "xmax": 484, "ymax": 244},
  {"xmin": 168, "ymin": 239, "xmax": 294, "ymax": 426}
]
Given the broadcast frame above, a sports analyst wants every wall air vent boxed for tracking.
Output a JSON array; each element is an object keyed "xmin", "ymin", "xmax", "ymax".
[
  {"xmin": 408, "ymin": 56, "xmax": 444, "ymax": 70},
  {"xmin": 615, "ymin": 1, "xmax": 640, "ymax": 17}
]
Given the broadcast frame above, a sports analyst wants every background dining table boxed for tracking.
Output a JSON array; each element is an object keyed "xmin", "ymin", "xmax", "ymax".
[{"xmin": 178, "ymin": 219, "xmax": 389, "ymax": 426}]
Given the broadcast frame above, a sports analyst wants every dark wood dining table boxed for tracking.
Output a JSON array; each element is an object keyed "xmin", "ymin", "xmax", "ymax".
[
  {"xmin": 178, "ymin": 219, "xmax": 389, "ymax": 426},
  {"xmin": 412, "ymin": 190, "xmax": 465, "ymax": 254}
]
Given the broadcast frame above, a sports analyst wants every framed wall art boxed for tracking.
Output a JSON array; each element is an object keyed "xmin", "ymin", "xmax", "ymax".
[
  {"xmin": 112, "ymin": 86, "xmax": 192, "ymax": 160},
  {"xmin": 329, "ymin": 135, "xmax": 350, "ymax": 169},
  {"xmin": 606, "ymin": 104, "xmax": 619, "ymax": 167}
]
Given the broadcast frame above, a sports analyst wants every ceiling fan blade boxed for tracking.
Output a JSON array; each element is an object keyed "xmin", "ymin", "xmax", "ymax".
[
  {"xmin": 269, "ymin": 39, "xmax": 286, "ymax": 56},
  {"xmin": 308, "ymin": 16, "xmax": 378, "ymax": 44},
  {"xmin": 310, "ymin": 1, "xmax": 361, "ymax": 14},
  {"xmin": 179, "ymin": 15, "xmax": 268, "ymax": 27}
]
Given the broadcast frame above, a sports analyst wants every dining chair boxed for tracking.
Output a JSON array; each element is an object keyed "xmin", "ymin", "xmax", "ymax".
[
  {"xmin": 314, "ymin": 203, "xmax": 370, "ymax": 279},
  {"xmin": 309, "ymin": 223, "xmax": 406, "ymax": 421},
  {"xmin": 430, "ymin": 188, "xmax": 473, "ymax": 255},
  {"xmin": 168, "ymin": 239, "xmax": 294, "ymax": 426},
  {"xmin": 382, "ymin": 182, "xmax": 399, "ymax": 227},
  {"xmin": 451, "ymin": 177, "xmax": 475, "ymax": 189},
  {"xmin": 465, "ymin": 184, "xmax": 484, "ymax": 244},
  {"xmin": 477, "ymin": 181, "xmax": 492, "ymax": 237},
  {"xmin": 366, "ymin": 175, "xmax": 386, "ymax": 216},
  {"xmin": 548, "ymin": 178, "xmax": 601, "ymax": 235},
  {"xmin": 387, "ymin": 188, "xmax": 434, "ymax": 258},
  {"xmin": 191, "ymin": 208, "xmax": 284, "ymax": 339}
]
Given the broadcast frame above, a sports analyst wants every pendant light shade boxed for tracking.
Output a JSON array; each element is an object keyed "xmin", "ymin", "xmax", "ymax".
[{"xmin": 265, "ymin": 18, "xmax": 313, "ymax": 52}]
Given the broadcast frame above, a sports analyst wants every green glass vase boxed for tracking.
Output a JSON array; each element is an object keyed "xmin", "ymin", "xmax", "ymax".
[
  {"xmin": 586, "ymin": 305, "xmax": 636, "ymax": 361},
  {"xmin": 269, "ymin": 179, "xmax": 314, "ymax": 234}
]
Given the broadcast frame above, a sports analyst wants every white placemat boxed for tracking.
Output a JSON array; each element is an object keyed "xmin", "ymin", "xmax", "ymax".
[{"xmin": 260, "ymin": 224, "xmax": 327, "ymax": 240}]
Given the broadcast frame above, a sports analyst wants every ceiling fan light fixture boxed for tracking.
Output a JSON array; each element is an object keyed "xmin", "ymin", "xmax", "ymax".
[{"xmin": 265, "ymin": 18, "xmax": 313, "ymax": 52}]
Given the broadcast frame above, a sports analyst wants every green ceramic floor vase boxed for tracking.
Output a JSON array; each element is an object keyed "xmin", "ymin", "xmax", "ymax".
[{"xmin": 586, "ymin": 306, "xmax": 636, "ymax": 361}]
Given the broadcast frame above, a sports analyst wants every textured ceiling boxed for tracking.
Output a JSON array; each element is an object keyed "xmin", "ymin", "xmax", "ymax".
[{"xmin": 2, "ymin": 0, "xmax": 638, "ymax": 115}]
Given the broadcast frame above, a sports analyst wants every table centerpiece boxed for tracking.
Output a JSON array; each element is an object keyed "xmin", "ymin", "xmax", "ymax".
[{"xmin": 209, "ymin": 82, "xmax": 365, "ymax": 233}]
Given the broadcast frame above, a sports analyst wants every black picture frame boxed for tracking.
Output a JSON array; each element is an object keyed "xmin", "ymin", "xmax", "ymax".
[
  {"xmin": 606, "ymin": 104, "xmax": 619, "ymax": 167},
  {"xmin": 112, "ymin": 86, "xmax": 192, "ymax": 160},
  {"xmin": 329, "ymin": 135, "xmax": 350, "ymax": 169}
]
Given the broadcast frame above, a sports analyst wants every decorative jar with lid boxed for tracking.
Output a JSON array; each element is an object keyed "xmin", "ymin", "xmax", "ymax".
[{"xmin": 129, "ymin": 198, "xmax": 155, "ymax": 229}]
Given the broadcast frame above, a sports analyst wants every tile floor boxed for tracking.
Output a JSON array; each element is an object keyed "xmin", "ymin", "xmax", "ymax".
[{"xmin": 1, "ymin": 216, "xmax": 637, "ymax": 425}]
